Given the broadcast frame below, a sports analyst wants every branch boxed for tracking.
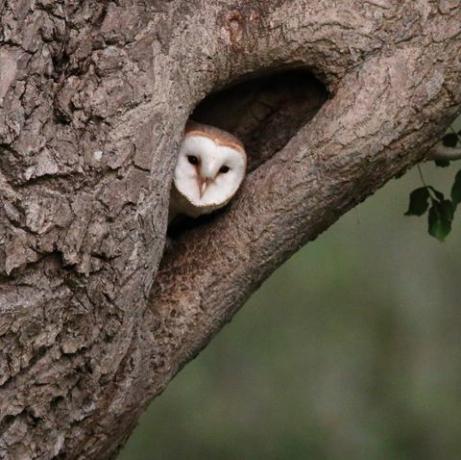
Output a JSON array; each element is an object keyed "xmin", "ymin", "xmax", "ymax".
[
  {"xmin": 145, "ymin": 45, "xmax": 461, "ymax": 389},
  {"xmin": 428, "ymin": 142, "xmax": 461, "ymax": 161}
]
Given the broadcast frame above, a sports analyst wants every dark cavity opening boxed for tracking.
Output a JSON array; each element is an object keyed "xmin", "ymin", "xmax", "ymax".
[
  {"xmin": 190, "ymin": 70, "xmax": 328, "ymax": 172},
  {"xmin": 168, "ymin": 70, "xmax": 327, "ymax": 237}
]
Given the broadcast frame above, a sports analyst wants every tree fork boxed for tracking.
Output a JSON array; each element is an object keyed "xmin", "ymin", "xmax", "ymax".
[{"xmin": 0, "ymin": 1, "xmax": 460, "ymax": 459}]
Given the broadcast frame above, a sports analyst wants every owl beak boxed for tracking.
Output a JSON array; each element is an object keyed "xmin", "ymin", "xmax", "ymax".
[{"xmin": 198, "ymin": 176, "xmax": 212, "ymax": 198}]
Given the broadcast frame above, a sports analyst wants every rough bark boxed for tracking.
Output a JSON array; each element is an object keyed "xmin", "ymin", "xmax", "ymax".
[{"xmin": 0, "ymin": 0, "xmax": 460, "ymax": 458}]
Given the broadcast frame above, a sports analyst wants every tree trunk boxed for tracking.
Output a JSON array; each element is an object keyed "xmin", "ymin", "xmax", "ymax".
[{"xmin": 0, "ymin": 0, "xmax": 460, "ymax": 458}]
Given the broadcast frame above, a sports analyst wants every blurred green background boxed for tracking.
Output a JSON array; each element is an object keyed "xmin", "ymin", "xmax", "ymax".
[{"xmin": 121, "ymin": 127, "xmax": 461, "ymax": 460}]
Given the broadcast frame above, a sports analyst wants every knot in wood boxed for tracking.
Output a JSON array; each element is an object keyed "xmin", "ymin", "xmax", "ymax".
[{"xmin": 220, "ymin": 10, "xmax": 244, "ymax": 48}]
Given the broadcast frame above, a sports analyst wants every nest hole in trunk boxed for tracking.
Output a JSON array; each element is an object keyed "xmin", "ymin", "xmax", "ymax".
[
  {"xmin": 169, "ymin": 69, "xmax": 328, "ymax": 236},
  {"xmin": 191, "ymin": 69, "xmax": 328, "ymax": 172}
]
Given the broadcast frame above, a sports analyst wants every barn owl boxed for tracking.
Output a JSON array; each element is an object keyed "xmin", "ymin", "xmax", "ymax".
[{"xmin": 169, "ymin": 121, "xmax": 247, "ymax": 222}]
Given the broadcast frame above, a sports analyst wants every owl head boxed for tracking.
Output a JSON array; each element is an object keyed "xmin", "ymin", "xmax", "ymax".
[{"xmin": 172, "ymin": 122, "xmax": 247, "ymax": 218}]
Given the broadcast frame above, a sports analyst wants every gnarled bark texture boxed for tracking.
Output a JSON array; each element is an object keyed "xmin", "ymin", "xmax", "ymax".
[{"xmin": 0, "ymin": 0, "xmax": 460, "ymax": 458}]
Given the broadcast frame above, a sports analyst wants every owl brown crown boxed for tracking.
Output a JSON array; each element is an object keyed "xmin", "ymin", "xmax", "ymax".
[{"xmin": 185, "ymin": 121, "xmax": 245, "ymax": 155}]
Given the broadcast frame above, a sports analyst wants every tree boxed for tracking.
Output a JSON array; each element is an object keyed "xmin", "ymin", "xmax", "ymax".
[{"xmin": 0, "ymin": 1, "xmax": 460, "ymax": 458}]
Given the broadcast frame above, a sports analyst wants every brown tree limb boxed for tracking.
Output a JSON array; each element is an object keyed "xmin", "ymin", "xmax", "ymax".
[
  {"xmin": 148, "ymin": 43, "xmax": 461, "ymax": 390},
  {"xmin": 429, "ymin": 142, "xmax": 461, "ymax": 161}
]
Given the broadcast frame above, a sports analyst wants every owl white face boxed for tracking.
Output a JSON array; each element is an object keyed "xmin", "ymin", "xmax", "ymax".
[{"xmin": 174, "ymin": 134, "xmax": 246, "ymax": 211}]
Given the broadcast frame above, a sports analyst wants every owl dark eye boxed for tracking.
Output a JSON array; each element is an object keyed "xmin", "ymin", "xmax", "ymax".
[
  {"xmin": 187, "ymin": 155, "xmax": 199, "ymax": 165},
  {"xmin": 219, "ymin": 165, "xmax": 230, "ymax": 174}
]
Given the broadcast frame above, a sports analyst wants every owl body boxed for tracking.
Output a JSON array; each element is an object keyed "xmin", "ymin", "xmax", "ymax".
[{"xmin": 169, "ymin": 122, "xmax": 246, "ymax": 222}]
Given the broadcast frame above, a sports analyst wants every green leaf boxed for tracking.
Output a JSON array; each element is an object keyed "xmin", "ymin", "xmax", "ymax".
[
  {"xmin": 405, "ymin": 187, "xmax": 430, "ymax": 216},
  {"xmin": 451, "ymin": 170, "xmax": 461, "ymax": 206},
  {"xmin": 434, "ymin": 158, "xmax": 450, "ymax": 167},
  {"xmin": 440, "ymin": 199, "xmax": 455, "ymax": 220},
  {"xmin": 428, "ymin": 200, "xmax": 454, "ymax": 241},
  {"xmin": 442, "ymin": 133, "xmax": 458, "ymax": 147}
]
